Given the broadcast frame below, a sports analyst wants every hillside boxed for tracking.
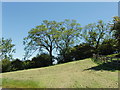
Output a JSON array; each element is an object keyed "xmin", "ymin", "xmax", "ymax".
[{"xmin": 1, "ymin": 58, "xmax": 119, "ymax": 88}]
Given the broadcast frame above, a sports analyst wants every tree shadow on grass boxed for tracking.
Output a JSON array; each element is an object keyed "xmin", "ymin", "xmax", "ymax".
[{"xmin": 84, "ymin": 60, "xmax": 120, "ymax": 71}]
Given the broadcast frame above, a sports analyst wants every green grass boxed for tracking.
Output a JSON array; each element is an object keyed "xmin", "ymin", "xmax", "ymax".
[
  {"xmin": 107, "ymin": 53, "xmax": 119, "ymax": 57},
  {"xmin": 1, "ymin": 58, "xmax": 119, "ymax": 88},
  {"xmin": 2, "ymin": 78, "xmax": 41, "ymax": 88}
]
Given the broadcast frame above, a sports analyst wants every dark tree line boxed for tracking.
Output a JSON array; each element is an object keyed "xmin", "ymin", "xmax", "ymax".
[
  {"xmin": 1, "ymin": 17, "xmax": 120, "ymax": 73},
  {"xmin": 1, "ymin": 53, "xmax": 51, "ymax": 72}
]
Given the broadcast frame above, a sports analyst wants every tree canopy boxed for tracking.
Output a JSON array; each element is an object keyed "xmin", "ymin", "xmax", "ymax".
[
  {"xmin": 23, "ymin": 20, "xmax": 60, "ymax": 64},
  {"xmin": 56, "ymin": 19, "xmax": 82, "ymax": 62},
  {"xmin": 23, "ymin": 19, "xmax": 82, "ymax": 63},
  {"xmin": 0, "ymin": 37, "xmax": 15, "ymax": 60},
  {"xmin": 82, "ymin": 20, "xmax": 111, "ymax": 53},
  {"xmin": 109, "ymin": 16, "xmax": 120, "ymax": 54}
]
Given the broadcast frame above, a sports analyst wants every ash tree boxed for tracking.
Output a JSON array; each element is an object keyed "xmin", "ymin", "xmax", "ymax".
[
  {"xmin": 56, "ymin": 19, "xmax": 82, "ymax": 62},
  {"xmin": 23, "ymin": 20, "xmax": 60, "ymax": 65},
  {"xmin": 82, "ymin": 20, "xmax": 111, "ymax": 54}
]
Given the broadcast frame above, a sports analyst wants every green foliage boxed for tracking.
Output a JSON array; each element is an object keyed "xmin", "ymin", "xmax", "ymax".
[
  {"xmin": 23, "ymin": 60, "xmax": 32, "ymax": 69},
  {"xmin": 111, "ymin": 16, "xmax": 120, "ymax": 53},
  {"xmin": 98, "ymin": 39, "xmax": 117, "ymax": 55},
  {"xmin": 31, "ymin": 53, "xmax": 51, "ymax": 68},
  {"xmin": 11, "ymin": 59, "xmax": 24, "ymax": 71},
  {"xmin": 0, "ymin": 37, "xmax": 15, "ymax": 60},
  {"xmin": 82, "ymin": 20, "xmax": 111, "ymax": 53},
  {"xmin": 23, "ymin": 20, "xmax": 60, "ymax": 64},
  {"xmin": 56, "ymin": 19, "xmax": 82, "ymax": 62},
  {"xmin": 57, "ymin": 43, "xmax": 94, "ymax": 64},
  {"xmin": 24, "ymin": 19, "xmax": 82, "ymax": 64},
  {"xmin": 1, "ymin": 18, "xmax": 119, "ymax": 73},
  {"xmin": 70, "ymin": 43, "xmax": 94, "ymax": 60},
  {"xmin": 2, "ymin": 59, "xmax": 11, "ymax": 72}
]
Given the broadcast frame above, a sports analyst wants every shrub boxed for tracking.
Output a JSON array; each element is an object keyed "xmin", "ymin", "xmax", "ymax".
[
  {"xmin": 11, "ymin": 59, "xmax": 24, "ymax": 71},
  {"xmin": 32, "ymin": 53, "xmax": 51, "ymax": 68},
  {"xmin": 70, "ymin": 43, "xmax": 94, "ymax": 60},
  {"xmin": 2, "ymin": 59, "xmax": 11, "ymax": 72},
  {"xmin": 23, "ymin": 60, "xmax": 32, "ymax": 69}
]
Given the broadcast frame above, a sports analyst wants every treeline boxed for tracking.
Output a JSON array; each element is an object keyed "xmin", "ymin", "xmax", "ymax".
[
  {"xmin": 1, "ymin": 53, "xmax": 51, "ymax": 72},
  {"xmin": 1, "ymin": 39, "xmax": 119, "ymax": 73},
  {"xmin": 0, "ymin": 16, "xmax": 120, "ymax": 73}
]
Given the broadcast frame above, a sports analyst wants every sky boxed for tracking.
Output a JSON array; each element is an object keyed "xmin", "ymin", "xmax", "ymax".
[{"xmin": 2, "ymin": 2, "xmax": 118, "ymax": 60}]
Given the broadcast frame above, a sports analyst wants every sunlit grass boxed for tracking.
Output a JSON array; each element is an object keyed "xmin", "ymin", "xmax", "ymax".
[
  {"xmin": 107, "ymin": 53, "xmax": 119, "ymax": 57},
  {"xmin": 2, "ymin": 58, "xmax": 119, "ymax": 88}
]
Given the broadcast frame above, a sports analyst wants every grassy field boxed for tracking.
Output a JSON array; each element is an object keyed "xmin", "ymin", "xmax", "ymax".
[{"xmin": 1, "ymin": 58, "xmax": 119, "ymax": 88}]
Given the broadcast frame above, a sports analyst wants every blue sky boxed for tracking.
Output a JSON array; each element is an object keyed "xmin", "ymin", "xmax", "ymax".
[{"xmin": 2, "ymin": 2, "xmax": 118, "ymax": 60}]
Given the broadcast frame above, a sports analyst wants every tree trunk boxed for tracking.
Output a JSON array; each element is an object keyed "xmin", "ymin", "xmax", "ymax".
[
  {"xmin": 49, "ymin": 47, "xmax": 53, "ymax": 65},
  {"xmin": 95, "ymin": 35, "xmax": 101, "ymax": 54}
]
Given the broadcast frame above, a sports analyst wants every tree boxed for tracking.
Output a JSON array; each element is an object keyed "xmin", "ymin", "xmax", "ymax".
[
  {"xmin": 98, "ymin": 39, "xmax": 117, "ymax": 55},
  {"xmin": 2, "ymin": 59, "xmax": 11, "ymax": 72},
  {"xmin": 69, "ymin": 43, "xmax": 94, "ymax": 60},
  {"xmin": 0, "ymin": 37, "xmax": 15, "ymax": 60},
  {"xmin": 56, "ymin": 19, "xmax": 82, "ymax": 62},
  {"xmin": 82, "ymin": 20, "xmax": 111, "ymax": 53},
  {"xmin": 23, "ymin": 60, "xmax": 32, "ymax": 69},
  {"xmin": 31, "ymin": 53, "xmax": 51, "ymax": 68},
  {"xmin": 111, "ymin": 16, "xmax": 120, "ymax": 53},
  {"xmin": 23, "ymin": 20, "xmax": 60, "ymax": 65},
  {"xmin": 11, "ymin": 59, "xmax": 24, "ymax": 71}
]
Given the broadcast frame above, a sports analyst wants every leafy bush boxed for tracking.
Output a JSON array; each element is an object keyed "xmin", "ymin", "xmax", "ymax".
[
  {"xmin": 23, "ymin": 60, "xmax": 32, "ymax": 69},
  {"xmin": 98, "ymin": 39, "xmax": 117, "ymax": 55},
  {"xmin": 32, "ymin": 53, "xmax": 51, "ymax": 68},
  {"xmin": 2, "ymin": 59, "xmax": 11, "ymax": 72},
  {"xmin": 11, "ymin": 59, "xmax": 24, "ymax": 71},
  {"xmin": 70, "ymin": 43, "xmax": 94, "ymax": 60}
]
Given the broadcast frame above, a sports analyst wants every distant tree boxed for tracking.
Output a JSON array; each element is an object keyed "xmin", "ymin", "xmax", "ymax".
[
  {"xmin": 31, "ymin": 53, "xmax": 51, "ymax": 68},
  {"xmin": 0, "ymin": 37, "xmax": 15, "ymax": 60},
  {"xmin": 82, "ymin": 20, "xmax": 111, "ymax": 53},
  {"xmin": 11, "ymin": 59, "xmax": 24, "ymax": 71},
  {"xmin": 56, "ymin": 19, "xmax": 82, "ymax": 62},
  {"xmin": 23, "ymin": 60, "xmax": 32, "ymax": 69},
  {"xmin": 2, "ymin": 59, "xmax": 11, "ymax": 72},
  {"xmin": 23, "ymin": 20, "xmax": 60, "ymax": 65}
]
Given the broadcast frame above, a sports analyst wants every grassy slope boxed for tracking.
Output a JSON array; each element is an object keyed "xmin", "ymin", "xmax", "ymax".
[{"xmin": 1, "ymin": 58, "xmax": 119, "ymax": 88}]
